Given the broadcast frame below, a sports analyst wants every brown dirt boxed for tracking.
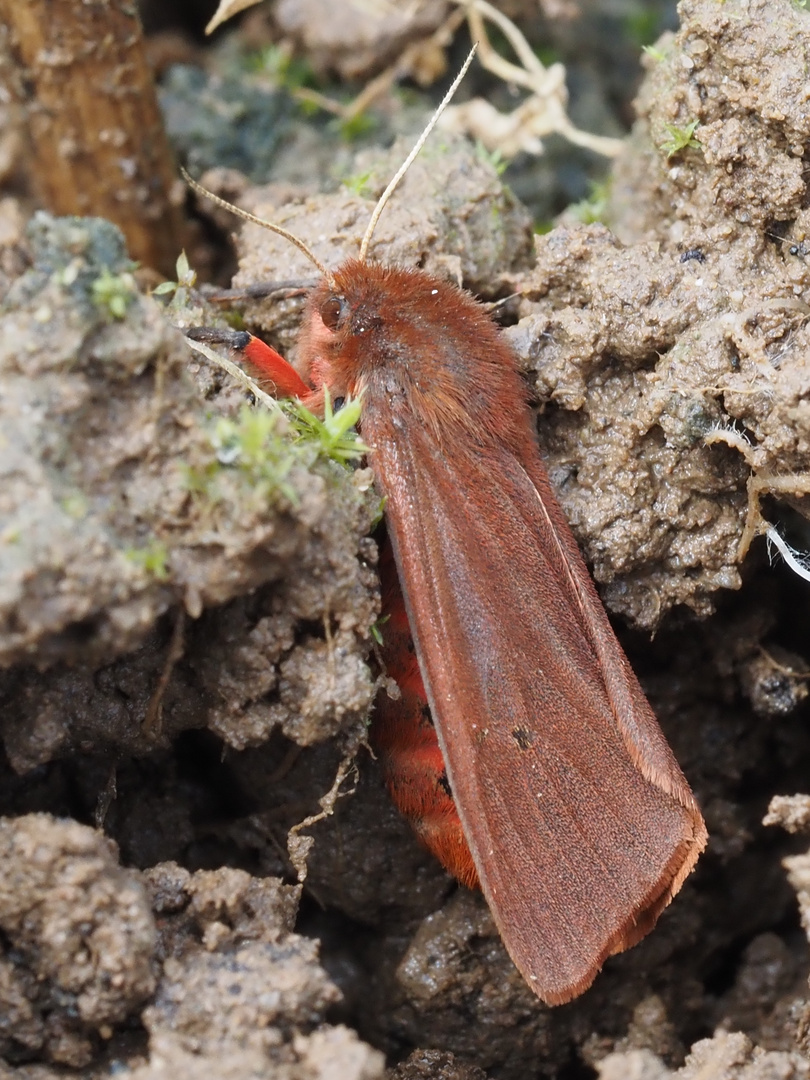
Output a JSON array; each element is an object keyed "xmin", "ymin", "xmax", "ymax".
[
  {"xmin": 2, "ymin": 1, "xmax": 810, "ymax": 1079},
  {"xmin": 516, "ymin": 0, "xmax": 810, "ymax": 631}
]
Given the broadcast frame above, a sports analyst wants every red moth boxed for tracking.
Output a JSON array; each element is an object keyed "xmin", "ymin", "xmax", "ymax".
[{"xmin": 183, "ymin": 51, "xmax": 707, "ymax": 1005}]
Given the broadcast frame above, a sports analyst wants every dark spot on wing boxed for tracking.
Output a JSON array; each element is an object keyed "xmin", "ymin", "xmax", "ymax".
[{"xmin": 512, "ymin": 726, "xmax": 535, "ymax": 750}]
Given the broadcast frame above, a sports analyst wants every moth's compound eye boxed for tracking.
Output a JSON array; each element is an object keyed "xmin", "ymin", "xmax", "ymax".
[{"xmin": 320, "ymin": 295, "xmax": 347, "ymax": 330}]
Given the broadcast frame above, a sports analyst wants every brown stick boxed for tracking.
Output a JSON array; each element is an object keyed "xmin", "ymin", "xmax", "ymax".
[{"xmin": 0, "ymin": 0, "xmax": 185, "ymax": 275}]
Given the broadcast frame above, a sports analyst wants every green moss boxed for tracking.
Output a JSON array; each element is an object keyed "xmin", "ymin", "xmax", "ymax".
[
  {"xmin": 342, "ymin": 170, "xmax": 374, "ymax": 196},
  {"xmin": 223, "ymin": 310, "xmax": 247, "ymax": 331},
  {"xmin": 124, "ymin": 539, "xmax": 170, "ymax": 581},
  {"xmin": 283, "ymin": 391, "xmax": 368, "ymax": 465},
  {"xmin": 642, "ymin": 43, "xmax": 669, "ymax": 62},
  {"xmin": 243, "ymin": 44, "xmax": 319, "ymax": 94},
  {"xmin": 370, "ymin": 495, "xmax": 386, "ymax": 529},
  {"xmin": 336, "ymin": 111, "xmax": 378, "ymax": 142},
  {"xmin": 186, "ymin": 396, "xmax": 367, "ymax": 513},
  {"xmin": 533, "ymin": 44, "xmax": 561, "ymax": 67},
  {"xmin": 569, "ymin": 178, "xmax": 612, "ymax": 224},
  {"xmin": 181, "ymin": 459, "xmax": 222, "ymax": 502},
  {"xmin": 660, "ymin": 119, "xmax": 702, "ymax": 159},
  {"xmin": 60, "ymin": 494, "xmax": 88, "ymax": 520},
  {"xmin": 370, "ymin": 613, "xmax": 390, "ymax": 646},
  {"xmin": 211, "ymin": 406, "xmax": 299, "ymax": 506},
  {"xmin": 91, "ymin": 267, "xmax": 136, "ymax": 321},
  {"xmin": 475, "ymin": 141, "xmax": 508, "ymax": 176}
]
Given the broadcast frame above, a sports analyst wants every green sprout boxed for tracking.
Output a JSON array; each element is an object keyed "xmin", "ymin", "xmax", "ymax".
[
  {"xmin": 153, "ymin": 250, "xmax": 197, "ymax": 308},
  {"xmin": 124, "ymin": 539, "xmax": 170, "ymax": 581},
  {"xmin": 342, "ymin": 170, "xmax": 374, "ymax": 196},
  {"xmin": 248, "ymin": 45, "xmax": 316, "ymax": 91},
  {"xmin": 215, "ymin": 406, "xmax": 277, "ymax": 463},
  {"xmin": 60, "ymin": 493, "xmax": 87, "ymax": 520},
  {"xmin": 91, "ymin": 267, "xmax": 136, "ymax": 320},
  {"xmin": 569, "ymin": 179, "xmax": 611, "ymax": 225},
  {"xmin": 337, "ymin": 111, "xmax": 377, "ymax": 142},
  {"xmin": 660, "ymin": 119, "xmax": 702, "ymax": 159},
  {"xmin": 370, "ymin": 613, "xmax": 390, "ymax": 646},
  {"xmin": 642, "ymin": 43, "xmax": 668, "ymax": 62},
  {"xmin": 181, "ymin": 459, "xmax": 222, "ymax": 501},
  {"xmin": 284, "ymin": 389, "xmax": 369, "ymax": 464},
  {"xmin": 475, "ymin": 141, "xmax": 508, "ymax": 177},
  {"xmin": 369, "ymin": 495, "xmax": 387, "ymax": 529}
]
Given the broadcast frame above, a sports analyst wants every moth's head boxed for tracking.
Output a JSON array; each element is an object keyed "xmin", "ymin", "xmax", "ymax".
[
  {"xmin": 181, "ymin": 47, "xmax": 479, "ymax": 411},
  {"xmin": 299, "ymin": 260, "xmax": 467, "ymax": 400},
  {"xmin": 298, "ymin": 258, "xmax": 530, "ymax": 451},
  {"xmin": 298, "ymin": 260, "xmax": 389, "ymax": 400}
]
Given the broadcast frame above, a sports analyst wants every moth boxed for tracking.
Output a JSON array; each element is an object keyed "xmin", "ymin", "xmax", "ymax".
[{"xmin": 182, "ymin": 49, "xmax": 706, "ymax": 1005}]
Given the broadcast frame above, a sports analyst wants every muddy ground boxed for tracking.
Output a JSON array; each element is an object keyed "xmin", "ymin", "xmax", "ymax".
[{"xmin": 3, "ymin": 0, "xmax": 810, "ymax": 1077}]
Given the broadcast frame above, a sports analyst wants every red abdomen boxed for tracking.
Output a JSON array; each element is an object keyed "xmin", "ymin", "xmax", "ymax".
[{"xmin": 370, "ymin": 537, "xmax": 479, "ymax": 889}]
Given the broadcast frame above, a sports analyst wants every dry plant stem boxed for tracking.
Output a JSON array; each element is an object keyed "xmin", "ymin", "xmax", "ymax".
[
  {"xmin": 704, "ymin": 428, "xmax": 766, "ymax": 558},
  {"xmin": 741, "ymin": 472, "xmax": 810, "ymax": 559},
  {"xmin": 758, "ymin": 647, "xmax": 810, "ymax": 679},
  {"xmin": 707, "ymin": 425, "xmax": 810, "ymax": 561},
  {"xmin": 287, "ymin": 754, "xmax": 360, "ymax": 883},
  {"xmin": 465, "ymin": 0, "xmax": 546, "ymax": 84},
  {"xmin": 455, "ymin": 0, "xmax": 623, "ymax": 157},
  {"xmin": 0, "ymin": 0, "xmax": 184, "ymax": 276},
  {"xmin": 288, "ymin": 7, "xmax": 467, "ymax": 122},
  {"xmin": 142, "ymin": 609, "xmax": 187, "ymax": 740},
  {"xmin": 279, "ymin": 1, "xmax": 617, "ymax": 159},
  {"xmin": 340, "ymin": 7, "xmax": 468, "ymax": 122},
  {"xmin": 205, "ymin": 0, "xmax": 261, "ymax": 36},
  {"xmin": 94, "ymin": 764, "xmax": 118, "ymax": 828},
  {"xmin": 205, "ymin": 280, "xmax": 317, "ymax": 303}
]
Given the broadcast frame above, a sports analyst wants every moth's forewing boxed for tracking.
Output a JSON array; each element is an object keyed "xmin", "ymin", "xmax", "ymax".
[{"xmin": 362, "ymin": 398, "xmax": 705, "ymax": 1005}]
